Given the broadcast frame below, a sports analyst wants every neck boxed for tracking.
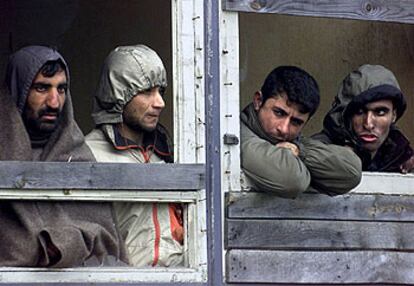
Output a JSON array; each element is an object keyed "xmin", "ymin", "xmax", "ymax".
[
  {"xmin": 118, "ymin": 123, "xmax": 144, "ymax": 145},
  {"xmin": 27, "ymin": 130, "xmax": 51, "ymax": 147}
]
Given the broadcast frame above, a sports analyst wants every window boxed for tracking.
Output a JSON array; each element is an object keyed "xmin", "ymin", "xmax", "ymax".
[{"xmin": 0, "ymin": 0, "xmax": 207, "ymax": 284}]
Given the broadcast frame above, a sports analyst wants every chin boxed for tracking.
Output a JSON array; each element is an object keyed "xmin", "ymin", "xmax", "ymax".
[{"xmin": 142, "ymin": 125, "xmax": 157, "ymax": 132}]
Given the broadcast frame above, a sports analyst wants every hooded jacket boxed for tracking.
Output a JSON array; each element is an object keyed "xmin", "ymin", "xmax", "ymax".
[
  {"xmin": 86, "ymin": 45, "xmax": 183, "ymax": 267},
  {"xmin": 241, "ymin": 103, "xmax": 362, "ymax": 198},
  {"xmin": 0, "ymin": 46, "xmax": 127, "ymax": 267},
  {"xmin": 313, "ymin": 64, "xmax": 413, "ymax": 172}
]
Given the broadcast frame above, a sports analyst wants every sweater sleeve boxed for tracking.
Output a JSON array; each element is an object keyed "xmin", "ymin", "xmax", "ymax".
[
  {"xmin": 241, "ymin": 123, "xmax": 311, "ymax": 198},
  {"xmin": 299, "ymin": 137, "xmax": 362, "ymax": 195}
]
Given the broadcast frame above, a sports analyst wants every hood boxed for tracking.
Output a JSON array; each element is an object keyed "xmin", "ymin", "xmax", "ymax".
[
  {"xmin": 322, "ymin": 64, "xmax": 406, "ymax": 145},
  {"xmin": 6, "ymin": 45, "xmax": 70, "ymax": 113},
  {"xmin": 1, "ymin": 45, "xmax": 94, "ymax": 162},
  {"xmin": 92, "ymin": 45, "xmax": 167, "ymax": 125}
]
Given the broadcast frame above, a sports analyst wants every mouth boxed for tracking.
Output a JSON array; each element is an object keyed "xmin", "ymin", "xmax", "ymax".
[
  {"xmin": 147, "ymin": 113, "xmax": 160, "ymax": 118},
  {"xmin": 41, "ymin": 113, "xmax": 58, "ymax": 121},
  {"xmin": 359, "ymin": 134, "xmax": 378, "ymax": 143}
]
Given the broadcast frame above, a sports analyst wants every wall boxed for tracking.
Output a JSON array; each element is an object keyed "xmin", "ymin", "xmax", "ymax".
[
  {"xmin": 0, "ymin": 0, "xmax": 172, "ymax": 134},
  {"xmin": 239, "ymin": 13, "xmax": 414, "ymax": 142}
]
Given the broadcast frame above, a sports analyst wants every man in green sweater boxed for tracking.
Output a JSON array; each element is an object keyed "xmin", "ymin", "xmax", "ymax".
[{"xmin": 241, "ymin": 66, "xmax": 362, "ymax": 198}]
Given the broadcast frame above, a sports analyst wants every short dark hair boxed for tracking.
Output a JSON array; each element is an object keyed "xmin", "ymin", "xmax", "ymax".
[
  {"xmin": 261, "ymin": 66, "xmax": 320, "ymax": 117},
  {"xmin": 39, "ymin": 59, "xmax": 66, "ymax": 78}
]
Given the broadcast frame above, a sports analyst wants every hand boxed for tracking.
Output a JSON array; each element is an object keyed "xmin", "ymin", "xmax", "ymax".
[
  {"xmin": 400, "ymin": 155, "xmax": 414, "ymax": 174},
  {"xmin": 276, "ymin": 142, "xmax": 300, "ymax": 157}
]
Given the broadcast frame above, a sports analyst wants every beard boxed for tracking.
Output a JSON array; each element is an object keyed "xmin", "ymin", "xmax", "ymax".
[
  {"xmin": 122, "ymin": 113, "xmax": 158, "ymax": 133},
  {"xmin": 24, "ymin": 106, "xmax": 62, "ymax": 138}
]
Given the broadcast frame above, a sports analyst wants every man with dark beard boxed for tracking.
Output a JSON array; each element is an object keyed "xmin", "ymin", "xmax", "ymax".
[{"xmin": 0, "ymin": 45, "xmax": 127, "ymax": 267}]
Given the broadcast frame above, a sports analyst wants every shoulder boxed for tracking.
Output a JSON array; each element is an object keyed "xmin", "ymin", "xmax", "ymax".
[{"xmin": 85, "ymin": 129, "xmax": 118, "ymax": 162}]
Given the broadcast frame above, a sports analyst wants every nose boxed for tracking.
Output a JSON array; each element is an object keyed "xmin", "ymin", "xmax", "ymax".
[
  {"xmin": 153, "ymin": 90, "xmax": 165, "ymax": 109},
  {"xmin": 46, "ymin": 89, "xmax": 60, "ymax": 109},
  {"xmin": 277, "ymin": 118, "xmax": 290, "ymax": 139},
  {"xmin": 363, "ymin": 111, "xmax": 375, "ymax": 130}
]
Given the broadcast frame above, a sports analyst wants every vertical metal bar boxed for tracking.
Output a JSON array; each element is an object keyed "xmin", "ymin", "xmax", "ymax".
[{"xmin": 204, "ymin": 0, "xmax": 223, "ymax": 285}]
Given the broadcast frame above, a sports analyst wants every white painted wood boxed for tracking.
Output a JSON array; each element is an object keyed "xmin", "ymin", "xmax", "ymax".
[
  {"xmin": 173, "ymin": 0, "xmax": 205, "ymax": 164},
  {"xmin": 194, "ymin": 0, "xmax": 206, "ymax": 165},
  {"xmin": 351, "ymin": 172, "xmax": 414, "ymax": 195},
  {"xmin": 171, "ymin": 0, "xmax": 208, "ymax": 283},
  {"xmin": 0, "ymin": 190, "xmax": 198, "ymax": 202},
  {"xmin": 0, "ymin": 267, "xmax": 204, "ymax": 283},
  {"xmin": 220, "ymin": 8, "xmax": 241, "ymax": 192}
]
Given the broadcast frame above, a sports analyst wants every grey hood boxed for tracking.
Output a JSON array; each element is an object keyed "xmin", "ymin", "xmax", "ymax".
[
  {"xmin": 320, "ymin": 64, "xmax": 406, "ymax": 146},
  {"xmin": 92, "ymin": 45, "xmax": 167, "ymax": 125},
  {"xmin": 6, "ymin": 45, "xmax": 70, "ymax": 113}
]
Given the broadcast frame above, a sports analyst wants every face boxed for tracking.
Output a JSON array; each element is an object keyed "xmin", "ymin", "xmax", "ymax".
[
  {"xmin": 123, "ymin": 86, "xmax": 165, "ymax": 132},
  {"xmin": 254, "ymin": 92, "xmax": 310, "ymax": 142},
  {"xmin": 351, "ymin": 99, "xmax": 396, "ymax": 157},
  {"xmin": 23, "ymin": 69, "xmax": 67, "ymax": 135}
]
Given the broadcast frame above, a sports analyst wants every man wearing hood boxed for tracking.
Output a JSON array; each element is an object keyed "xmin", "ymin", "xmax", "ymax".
[
  {"xmin": 241, "ymin": 66, "xmax": 362, "ymax": 198},
  {"xmin": 0, "ymin": 45, "xmax": 127, "ymax": 267},
  {"xmin": 313, "ymin": 64, "xmax": 414, "ymax": 173},
  {"xmin": 86, "ymin": 45, "xmax": 183, "ymax": 267}
]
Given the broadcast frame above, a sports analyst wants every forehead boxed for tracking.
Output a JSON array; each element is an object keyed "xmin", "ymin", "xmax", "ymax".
[
  {"xmin": 32, "ymin": 69, "xmax": 67, "ymax": 83},
  {"xmin": 364, "ymin": 99, "xmax": 394, "ymax": 110}
]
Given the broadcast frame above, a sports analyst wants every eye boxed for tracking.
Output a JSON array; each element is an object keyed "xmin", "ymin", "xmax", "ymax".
[
  {"xmin": 354, "ymin": 108, "xmax": 364, "ymax": 115},
  {"xmin": 291, "ymin": 119, "xmax": 304, "ymax": 127},
  {"xmin": 375, "ymin": 108, "xmax": 389, "ymax": 116},
  {"xmin": 57, "ymin": 84, "xmax": 67, "ymax": 95},
  {"xmin": 32, "ymin": 84, "xmax": 47, "ymax": 93},
  {"xmin": 273, "ymin": 108, "xmax": 285, "ymax": 117}
]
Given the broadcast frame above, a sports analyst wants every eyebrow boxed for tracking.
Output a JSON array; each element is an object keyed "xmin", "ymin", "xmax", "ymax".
[{"xmin": 31, "ymin": 82, "xmax": 68, "ymax": 89}]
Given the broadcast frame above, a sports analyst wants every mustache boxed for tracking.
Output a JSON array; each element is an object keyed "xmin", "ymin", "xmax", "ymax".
[{"xmin": 38, "ymin": 106, "xmax": 61, "ymax": 117}]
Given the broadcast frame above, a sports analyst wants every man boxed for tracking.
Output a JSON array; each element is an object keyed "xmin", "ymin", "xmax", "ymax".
[
  {"xmin": 313, "ymin": 64, "xmax": 414, "ymax": 173},
  {"xmin": 0, "ymin": 45, "xmax": 127, "ymax": 267},
  {"xmin": 241, "ymin": 66, "xmax": 362, "ymax": 198},
  {"xmin": 86, "ymin": 45, "xmax": 183, "ymax": 267}
]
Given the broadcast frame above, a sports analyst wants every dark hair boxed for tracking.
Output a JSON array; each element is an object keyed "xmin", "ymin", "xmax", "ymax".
[
  {"xmin": 261, "ymin": 66, "xmax": 320, "ymax": 117},
  {"xmin": 40, "ymin": 59, "xmax": 66, "ymax": 78}
]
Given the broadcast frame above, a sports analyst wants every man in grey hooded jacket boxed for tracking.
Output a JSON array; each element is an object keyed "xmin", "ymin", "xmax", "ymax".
[
  {"xmin": 241, "ymin": 66, "xmax": 362, "ymax": 198},
  {"xmin": 86, "ymin": 45, "xmax": 183, "ymax": 267},
  {"xmin": 313, "ymin": 64, "xmax": 414, "ymax": 173},
  {"xmin": 0, "ymin": 45, "xmax": 127, "ymax": 267}
]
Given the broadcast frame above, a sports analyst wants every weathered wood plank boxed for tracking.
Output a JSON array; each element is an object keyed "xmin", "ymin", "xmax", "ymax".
[
  {"xmin": 227, "ymin": 219, "xmax": 414, "ymax": 250},
  {"xmin": 227, "ymin": 192, "xmax": 414, "ymax": 221},
  {"xmin": 226, "ymin": 249, "xmax": 414, "ymax": 284},
  {"xmin": 0, "ymin": 161, "xmax": 204, "ymax": 190},
  {"xmin": 224, "ymin": 0, "xmax": 414, "ymax": 24}
]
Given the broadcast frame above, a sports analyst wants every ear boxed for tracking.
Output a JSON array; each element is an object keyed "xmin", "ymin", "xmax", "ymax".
[
  {"xmin": 392, "ymin": 109, "xmax": 397, "ymax": 123},
  {"xmin": 253, "ymin": 91, "xmax": 263, "ymax": 111}
]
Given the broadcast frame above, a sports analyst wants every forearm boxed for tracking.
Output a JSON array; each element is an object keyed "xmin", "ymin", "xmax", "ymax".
[
  {"xmin": 300, "ymin": 137, "xmax": 362, "ymax": 195},
  {"xmin": 241, "ymin": 139, "xmax": 311, "ymax": 198}
]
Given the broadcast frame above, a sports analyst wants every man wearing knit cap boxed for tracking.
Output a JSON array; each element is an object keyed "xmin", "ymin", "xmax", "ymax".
[
  {"xmin": 86, "ymin": 45, "xmax": 183, "ymax": 267},
  {"xmin": 0, "ymin": 45, "xmax": 127, "ymax": 267},
  {"xmin": 313, "ymin": 64, "xmax": 414, "ymax": 173}
]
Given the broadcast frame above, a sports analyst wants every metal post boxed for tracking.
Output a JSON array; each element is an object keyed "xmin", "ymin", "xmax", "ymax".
[{"xmin": 204, "ymin": 0, "xmax": 223, "ymax": 285}]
